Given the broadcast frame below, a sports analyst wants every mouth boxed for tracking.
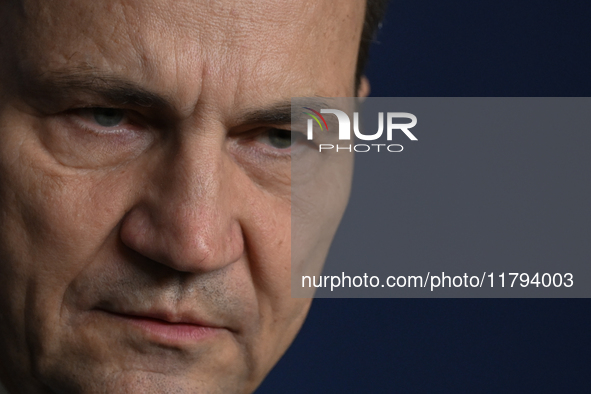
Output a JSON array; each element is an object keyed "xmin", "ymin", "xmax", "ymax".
[{"xmin": 95, "ymin": 308, "xmax": 226, "ymax": 345}]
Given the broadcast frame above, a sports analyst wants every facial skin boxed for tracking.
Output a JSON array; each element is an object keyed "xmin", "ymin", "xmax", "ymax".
[{"xmin": 0, "ymin": 0, "xmax": 366, "ymax": 393}]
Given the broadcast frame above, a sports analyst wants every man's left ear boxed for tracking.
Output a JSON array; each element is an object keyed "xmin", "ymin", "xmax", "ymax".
[{"xmin": 357, "ymin": 76, "xmax": 371, "ymax": 98}]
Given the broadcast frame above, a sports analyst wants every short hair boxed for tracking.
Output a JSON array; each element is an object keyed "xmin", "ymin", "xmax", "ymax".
[{"xmin": 356, "ymin": 0, "xmax": 390, "ymax": 90}]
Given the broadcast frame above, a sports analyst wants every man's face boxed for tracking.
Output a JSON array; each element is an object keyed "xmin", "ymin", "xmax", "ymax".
[{"xmin": 0, "ymin": 0, "xmax": 363, "ymax": 393}]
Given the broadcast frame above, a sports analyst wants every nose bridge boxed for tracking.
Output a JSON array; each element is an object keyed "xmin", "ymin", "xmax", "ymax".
[{"xmin": 163, "ymin": 136, "xmax": 243, "ymax": 271}]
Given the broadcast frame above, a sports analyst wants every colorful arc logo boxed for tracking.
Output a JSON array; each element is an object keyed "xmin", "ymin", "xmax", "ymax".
[{"xmin": 303, "ymin": 107, "xmax": 328, "ymax": 132}]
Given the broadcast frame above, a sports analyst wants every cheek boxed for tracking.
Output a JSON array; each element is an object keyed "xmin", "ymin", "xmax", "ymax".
[
  {"xmin": 231, "ymin": 179, "xmax": 299, "ymax": 361},
  {"xmin": 0, "ymin": 120, "xmax": 143, "ymax": 310},
  {"xmin": 38, "ymin": 116, "xmax": 154, "ymax": 169},
  {"xmin": 291, "ymin": 150, "xmax": 354, "ymax": 291},
  {"xmin": 1, "ymin": 155, "xmax": 134, "ymax": 272},
  {"xmin": 0, "ymin": 113, "xmax": 149, "ymax": 382},
  {"xmin": 240, "ymin": 188, "xmax": 291, "ymax": 298}
]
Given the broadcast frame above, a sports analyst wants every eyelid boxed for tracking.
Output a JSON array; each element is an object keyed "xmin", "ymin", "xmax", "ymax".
[
  {"xmin": 255, "ymin": 128, "xmax": 292, "ymax": 148},
  {"xmin": 249, "ymin": 127, "xmax": 319, "ymax": 159},
  {"xmin": 67, "ymin": 107, "xmax": 139, "ymax": 135},
  {"xmin": 227, "ymin": 127, "xmax": 290, "ymax": 159}
]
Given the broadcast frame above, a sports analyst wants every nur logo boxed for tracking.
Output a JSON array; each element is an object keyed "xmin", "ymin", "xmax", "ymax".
[
  {"xmin": 302, "ymin": 107, "xmax": 329, "ymax": 139},
  {"xmin": 303, "ymin": 107, "xmax": 418, "ymax": 153}
]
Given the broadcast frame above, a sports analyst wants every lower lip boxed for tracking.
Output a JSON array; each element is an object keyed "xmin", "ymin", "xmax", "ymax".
[{"xmin": 101, "ymin": 311, "xmax": 222, "ymax": 344}]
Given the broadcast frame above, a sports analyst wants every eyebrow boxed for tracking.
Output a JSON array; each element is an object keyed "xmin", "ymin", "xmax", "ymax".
[
  {"xmin": 238, "ymin": 97, "xmax": 333, "ymax": 127},
  {"xmin": 17, "ymin": 67, "xmax": 335, "ymax": 128},
  {"xmin": 239, "ymin": 103, "xmax": 293, "ymax": 125},
  {"xmin": 18, "ymin": 68, "xmax": 174, "ymax": 114}
]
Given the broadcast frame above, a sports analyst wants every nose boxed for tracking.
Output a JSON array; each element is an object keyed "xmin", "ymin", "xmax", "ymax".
[{"xmin": 119, "ymin": 134, "xmax": 245, "ymax": 273}]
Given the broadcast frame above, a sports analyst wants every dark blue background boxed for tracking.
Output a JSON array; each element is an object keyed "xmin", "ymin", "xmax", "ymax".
[{"xmin": 258, "ymin": 1, "xmax": 591, "ymax": 392}]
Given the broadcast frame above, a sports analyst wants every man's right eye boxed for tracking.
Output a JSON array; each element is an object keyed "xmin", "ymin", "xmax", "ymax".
[
  {"xmin": 69, "ymin": 107, "xmax": 135, "ymax": 135},
  {"xmin": 90, "ymin": 108, "xmax": 125, "ymax": 127},
  {"xmin": 40, "ymin": 106, "xmax": 154, "ymax": 169}
]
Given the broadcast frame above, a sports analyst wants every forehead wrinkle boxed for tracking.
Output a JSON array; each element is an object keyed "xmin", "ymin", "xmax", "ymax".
[
  {"xmin": 224, "ymin": 0, "xmax": 363, "ymax": 98},
  {"xmin": 11, "ymin": 3, "xmax": 198, "ymax": 115},
  {"xmin": 15, "ymin": 63, "xmax": 179, "ymax": 110},
  {"xmin": 197, "ymin": 2, "xmax": 351, "ymax": 111},
  {"xmin": 15, "ymin": 2, "xmax": 147, "ymax": 86},
  {"xmin": 13, "ymin": 0, "xmax": 364, "ymax": 120}
]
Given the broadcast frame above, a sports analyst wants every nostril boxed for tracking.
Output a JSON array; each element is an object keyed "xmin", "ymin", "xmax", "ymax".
[{"xmin": 119, "ymin": 201, "xmax": 244, "ymax": 274}]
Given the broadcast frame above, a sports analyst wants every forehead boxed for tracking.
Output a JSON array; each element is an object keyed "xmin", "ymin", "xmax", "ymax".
[{"xmin": 11, "ymin": 0, "xmax": 365, "ymax": 109}]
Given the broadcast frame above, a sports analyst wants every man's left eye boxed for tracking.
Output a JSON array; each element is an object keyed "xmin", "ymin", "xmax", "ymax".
[{"xmin": 267, "ymin": 128, "xmax": 293, "ymax": 149}]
